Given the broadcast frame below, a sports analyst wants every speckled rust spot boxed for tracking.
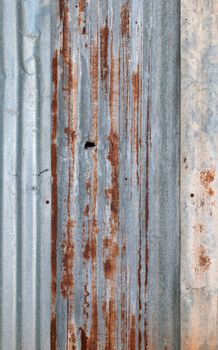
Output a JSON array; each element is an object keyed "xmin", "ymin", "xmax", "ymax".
[
  {"xmin": 67, "ymin": 322, "xmax": 77, "ymax": 350},
  {"xmin": 51, "ymin": 49, "xmax": 58, "ymax": 350},
  {"xmin": 100, "ymin": 24, "xmax": 109, "ymax": 89},
  {"xmin": 198, "ymin": 245, "xmax": 211, "ymax": 272},
  {"xmin": 200, "ymin": 168, "xmax": 215, "ymax": 196},
  {"xmin": 193, "ymin": 224, "xmax": 204, "ymax": 233},
  {"xmin": 121, "ymin": 3, "xmax": 130, "ymax": 38},
  {"xmin": 83, "ymin": 204, "xmax": 89, "ymax": 217},
  {"xmin": 61, "ymin": 219, "xmax": 74, "ymax": 298}
]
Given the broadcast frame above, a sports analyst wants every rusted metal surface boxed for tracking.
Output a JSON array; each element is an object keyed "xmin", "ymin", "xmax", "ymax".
[
  {"xmin": 0, "ymin": 0, "xmax": 51, "ymax": 349},
  {"xmin": 181, "ymin": 0, "xmax": 218, "ymax": 349},
  {"xmin": 51, "ymin": 0, "xmax": 180, "ymax": 349}
]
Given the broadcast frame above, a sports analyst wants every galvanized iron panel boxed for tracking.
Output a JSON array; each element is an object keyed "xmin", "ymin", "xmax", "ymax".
[
  {"xmin": 181, "ymin": 0, "xmax": 218, "ymax": 349},
  {"xmin": 51, "ymin": 0, "xmax": 180, "ymax": 349}
]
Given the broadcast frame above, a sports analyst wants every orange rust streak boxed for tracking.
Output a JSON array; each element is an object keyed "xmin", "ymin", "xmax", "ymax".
[
  {"xmin": 78, "ymin": 0, "xmax": 86, "ymax": 12},
  {"xmin": 59, "ymin": 3, "xmax": 78, "ymax": 348},
  {"xmin": 129, "ymin": 315, "xmax": 136, "ymax": 350},
  {"xmin": 103, "ymin": 40, "xmax": 120, "ymax": 349},
  {"xmin": 51, "ymin": 49, "xmax": 58, "ymax": 350},
  {"xmin": 89, "ymin": 151, "xmax": 99, "ymax": 349},
  {"xmin": 90, "ymin": 42, "xmax": 99, "ymax": 140},
  {"xmin": 100, "ymin": 24, "xmax": 109, "ymax": 90}
]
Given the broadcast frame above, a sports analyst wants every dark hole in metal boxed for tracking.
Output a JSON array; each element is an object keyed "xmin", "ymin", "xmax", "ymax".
[{"xmin": 84, "ymin": 141, "xmax": 96, "ymax": 149}]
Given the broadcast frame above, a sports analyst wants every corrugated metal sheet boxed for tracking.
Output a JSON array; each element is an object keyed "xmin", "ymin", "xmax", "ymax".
[
  {"xmin": 5, "ymin": 0, "xmax": 218, "ymax": 349},
  {"xmin": 51, "ymin": 0, "xmax": 180, "ymax": 349}
]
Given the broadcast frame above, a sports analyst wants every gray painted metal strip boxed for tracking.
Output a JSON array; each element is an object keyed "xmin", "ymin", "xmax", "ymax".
[
  {"xmin": 0, "ymin": 0, "xmax": 51, "ymax": 349},
  {"xmin": 181, "ymin": 0, "xmax": 218, "ymax": 348}
]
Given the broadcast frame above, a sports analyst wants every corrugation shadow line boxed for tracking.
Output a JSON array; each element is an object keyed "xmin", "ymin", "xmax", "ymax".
[
  {"xmin": 35, "ymin": 16, "xmax": 42, "ymax": 350},
  {"xmin": 0, "ymin": 0, "xmax": 5, "ymax": 346},
  {"xmin": 15, "ymin": 0, "xmax": 23, "ymax": 348}
]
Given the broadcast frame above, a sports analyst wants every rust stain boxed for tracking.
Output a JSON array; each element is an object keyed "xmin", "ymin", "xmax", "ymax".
[
  {"xmin": 78, "ymin": 0, "xmax": 87, "ymax": 33},
  {"xmin": 132, "ymin": 68, "xmax": 140, "ymax": 181},
  {"xmin": 51, "ymin": 49, "xmax": 58, "ymax": 350},
  {"xmin": 200, "ymin": 168, "xmax": 215, "ymax": 196},
  {"xmin": 198, "ymin": 245, "xmax": 211, "ymax": 272},
  {"xmin": 103, "ymin": 242, "xmax": 119, "ymax": 280},
  {"xmin": 121, "ymin": 2, "xmax": 130, "ymax": 38},
  {"xmin": 129, "ymin": 315, "xmax": 136, "ymax": 350},
  {"xmin": 100, "ymin": 24, "xmax": 109, "ymax": 90},
  {"xmin": 59, "ymin": 0, "xmax": 64, "ymax": 21}
]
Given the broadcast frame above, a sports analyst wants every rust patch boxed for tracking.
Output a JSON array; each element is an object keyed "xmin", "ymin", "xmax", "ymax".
[
  {"xmin": 51, "ymin": 49, "xmax": 58, "ymax": 350},
  {"xmin": 80, "ymin": 328, "xmax": 88, "ymax": 350},
  {"xmin": 100, "ymin": 24, "xmax": 109, "ymax": 90},
  {"xmin": 200, "ymin": 168, "xmax": 215, "ymax": 196},
  {"xmin": 107, "ymin": 131, "xmax": 120, "ymax": 221},
  {"xmin": 198, "ymin": 245, "xmax": 211, "ymax": 272},
  {"xmin": 121, "ymin": 3, "xmax": 130, "ymax": 38},
  {"xmin": 83, "ymin": 241, "xmax": 91, "ymax": 260},
  {"xmin": 78, "ymin": 0, "xmax": 86, "ymax": 12},
  {"xmin": 104, "ymin": 298, "xmax": 117, "ymax": 350}
]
